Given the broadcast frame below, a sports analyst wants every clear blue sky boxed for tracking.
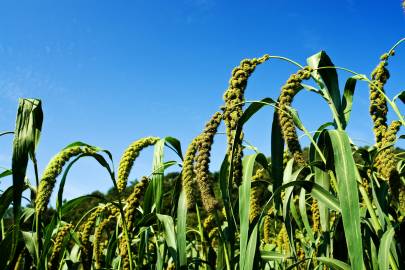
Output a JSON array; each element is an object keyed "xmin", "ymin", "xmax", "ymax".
[{"xmin": 1, "ymin": 1, "xmax": 404, "ymax": 202}]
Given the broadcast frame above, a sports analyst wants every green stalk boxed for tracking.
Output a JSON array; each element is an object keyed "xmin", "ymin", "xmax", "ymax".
[
  {"xmin": 214, "ymin": 211, "xmax": 231, "ymax": 270},
  {"xmin": 195, "ymin": 205, "xmax": 207, "ymax": 270},
  {"xmin": 1, "ymin": 219, "xmax": 4, "ymax": 240},
  {"xmin": 359, "ymin": 185, "xmax": 398, "ymax": 270}
]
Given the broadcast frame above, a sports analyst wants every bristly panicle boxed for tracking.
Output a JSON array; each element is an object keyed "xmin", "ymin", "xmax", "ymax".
[
  {"xmin": 80, "ymin": 205, "xmax": 109, "ymax": 268},
  {"xmin": 181, "ymin": 136, "xmax": 201, "ymax": 210},
  {"xmin": 93, "ymin": 214, "xmax": 117, "ymax": 269},
  {"xmin": 277, "ymin": 67, "xmax": 312, "ymax": 166},
  {"xmin": 369, "ymin": 52, "xmax": 393, "ymax": 149},
  {"xmin": 117, "ymin": 136, "xmax": 159, "ymax": 192},
  {"xmin": 222, "ymin": 55, "xmax": 270, "ymax": 186},
  {"xmin": 375, "ymin": 120, "xmax": 401, "ymax": 180},
  {"xmin": 36, "ymin": 146, "xmax": 96, "ymax": 215},
  {"xmin": 311, "ymin": 199, "xmax": 320, "ymax": 233},
  {"xmin": 49, "ymin": 223, "xmax": 74, "ymax": 270},
  {"xmin": 195, "ymin": 112, "xmax": 222, "ymax": 213},
  {"xmin": 249, "ymin": 168, "xmax": 267, "ymax": 223},
  {"xmin": 125, "ymin": 176, "xmax": 149, "ymax": 231},
  {"xmin": 263, "ymin": 207, "xmax": 274, "ymax": 245}
]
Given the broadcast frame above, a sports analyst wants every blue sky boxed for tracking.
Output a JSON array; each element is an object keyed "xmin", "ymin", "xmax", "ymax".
[{"xmin": 0, "ymin": 1, "xmax": 404, "ymax": 202}]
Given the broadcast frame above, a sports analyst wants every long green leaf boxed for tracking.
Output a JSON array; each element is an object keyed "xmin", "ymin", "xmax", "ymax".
[
  {"xmin": 341, "ymin": 76, "xmax": 360, "ymax": 129},
  {"xmin": 176, "ymin": 190, "xmax": 187, "ymax": 269},
  {"xmin": 239, "ymin": 153, "xmax": 268, "ymax": 270},
  {"xmin": 326, "ymin": 130, "xmax": 363, "ymax": 269},
  {"xmin": 307, "ymin": 51, "xmax": 343, "ymax": 128},
  {"xmin": 157, "ymin": 214, "xmax": 177, "ymax": 263},
  {"xmin": 378, "ymin": 227, "xmax": 396, "ymax": 270}
]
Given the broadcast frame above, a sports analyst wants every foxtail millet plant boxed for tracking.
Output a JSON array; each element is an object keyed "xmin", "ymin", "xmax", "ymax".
[
  {"xmin": 181, "ymin": 136, "xmax": 201, "ymax": 209},
  {"xmin": 93, "ymin": 211, "xmax": 118, "ymax": 269},
  {"xmin": 222, "ymin": 55, "xmax": 270, "ymax": 185},
  {"xmin": 277, "ymin": 67, "xmax": 312, "ymax": 166},
  {"xmin": 249, "ymin": 168, "xmax": 267, "ymax": 223},
  {"xmin": 80, "ymin": 204, "xmax": 109, "ymax": 268},
  {"xmin": 92, "ymin": 203, "xmax": 120, "ymax": 269},
  {"xmin": 48, "ymin": 223, "xmax": 74, "ymax": 270},
  {"xmin": 117, "ymin": 136, "xmax": 159, "ymax": 192},
  {"xmin": 195, "ymin": 112, "xmax": 222, "ymax": 213},
  {"xmin": 124, "ymin": 176, "xmax": 149, "ymax": 232},
  {"xmin": 35, "ymin": 145, "xmax": 97, "ymax": 215}
]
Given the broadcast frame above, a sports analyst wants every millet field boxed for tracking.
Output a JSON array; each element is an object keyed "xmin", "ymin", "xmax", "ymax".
[
  {"xmin": 2, "ymin": 1, "xmax": 405, "ymax": 268},
  {"xmin": 0, "ymin": 37, "xmax": 404, "ymax": 270}
]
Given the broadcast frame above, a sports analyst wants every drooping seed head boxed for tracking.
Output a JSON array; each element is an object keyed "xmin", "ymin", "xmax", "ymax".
[
  {"xmin": 222, "ymin": 55, "xmax": 270, "ymax": 185},
  {"xmin": 49, "ymin": 223, "xmax": 74, "ymax": 270},
  {"xmin": 277, "ymin": 67, "xmax": 312, "ymax": 166},
  {"xmin": 125, "ymin": 176, "xmax": 149, "ymax": 230},
  {"xmin": 117, "ymin": 137, "xmax": 159, "ymax": 192},
  {"xmin": 93, "ymin": 205, "xmax": 119, "ymax": 269},
  {"xmin": 249, "ymin": 168, "xmax": 267, "ymax": 223},
  {"xmin": 263, "ymin": 207, "xmax": 274, "ymax": 245},
  {"xmin": 80, "ymin": 204, "xmax": 108, "ymax": 268},
  {"xmin": 36, "ymin": 145, "xmax": 96, "ymax": 215},
  {"xmin": 181, "ymin": 136, "xmax": 201, "ymax": 209},
  {"xmin": 375, "ymin": 120, "xmax": 401, "ymax": 180},
  {"xmin": 195, "ymin": 112, "xmax": 222, "ymax": 213},
  {"xmin": 311, "ymin": 199, "xmax": 320, "ymax": 233},
  {"xmin": 275, "ymin": 224, "xmax": 290, "ymax": 254}
]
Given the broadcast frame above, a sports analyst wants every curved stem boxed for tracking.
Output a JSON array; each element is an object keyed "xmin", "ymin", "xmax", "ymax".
[
  {"xmin": 268, "ymin": 55, "xmax": 305, "ymax": 69},
  {"xmin": 387, "ymin": 37, "xmax": 405, "ymax": 57}
]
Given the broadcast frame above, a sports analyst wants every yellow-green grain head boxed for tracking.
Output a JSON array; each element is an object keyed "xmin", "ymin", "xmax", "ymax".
[
  {"xmin": 125, "ymin": 176, "xmax": 149, "ymax": 230},
  {"xmin": 49, "ymin": 223, "xmax": 74, "ymax": 270},
  {"xmin": 36, "ymin": 145, "xmax": 96, "ymax": 215},
  {"xmin": 277, "ymin": 67, "xmax": 312, "ymax": 166},
  {"xmin": 195, "ymin": 112, "xmax": 222, "ymax": 213},
  {"xmin": 181, "ymin": 136, "xmax": 201, "ymax": 210},
  {"xmin": 117, "ymin": 136, "xmax": 159, "ymax": 192}
]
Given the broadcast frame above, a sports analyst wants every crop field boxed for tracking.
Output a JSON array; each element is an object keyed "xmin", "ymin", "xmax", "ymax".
[{"xmin": 0, "ymin": 37, "xmax": 405, "ymax": 269}]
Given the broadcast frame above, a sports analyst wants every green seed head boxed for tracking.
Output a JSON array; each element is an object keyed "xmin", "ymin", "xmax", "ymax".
[
  {"xmin": 277, "ymin": 67, "xmax": 312, "ymax": 166},
  {"xmin": 80, "ymin": 205, "xmax": 108, "ymax": 267},
  {"xmin": 375, "ymin": 120, "xmax": 401, "ymax": 180},
  {"xmin": 249, "ymin": 168, "xmax": 267, "ymax": 223},
  {"xmin": 93, "ymin": 214, "xmax": 116, "ymax": 269},
  {"xmin": 203, "ymin": 213, "xmax": 221, "ymax": 248},
  {"xmin": 181, "ymin": 136, "xmax": 201, "ymax": 210},
  {"xmin": 49, "ymin": 223, "xmax": 74, "ymax": 270},
  {"xmin": 222, "ymin": 55, "xmax": 270, "ymax": 186},
  {"xmin": 36, "ymin": 146, "xmax": 96, "ymax": 215},
  {"xmin": 195, "ymin": 112, "xmax": 222, "ymax": 213},
  {"xmin": 276, "ymin": 225, "xmax": 290, "ymax": 254},
  {"xmin": 369, "ymin": 55, "xmax": 391, "ymax": 148},
  {"xmin": 311, "ymin": 200, "xmax": 320, "ymax": 233},
  {"xmin": 119, "ymin": 235, "xmax": 130, "ymax": 270},
  {"xmin": 263, "ymin": 207, "xmax": 274, "ymax": 245},
  {"xmin": 125, "ymin": 176, "xmax": 149, "ymax": 231},
  {"xmin": 117, "ymin": 136, "xmax": 159, "ymax": 192}
]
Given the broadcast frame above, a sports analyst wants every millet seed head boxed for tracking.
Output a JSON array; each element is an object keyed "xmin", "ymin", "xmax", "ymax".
[
  {"xmin": 49, "ymin": 223, "xmax": 74, "ymax": 270},
  {"xmin": 195, "ymin": 112, "xmax": 222, "ymax": 213},
  {"xmin": 125, "ymin": 176, "xmax": 149, "ymax": 230},
  {"xmin": 36, "ymin": 146, "xmax": 96, "ymax": 215},
  {"xmin": 181, "ymin": 136, "xmax": 201, "ymax": 210},
  {"xmin": 277, "ymin": 67, "xmax": 312, "ymax": 166},
  {"xmin": 117, "ymin": 136, "xmax": 159, "ymax": 192}
]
